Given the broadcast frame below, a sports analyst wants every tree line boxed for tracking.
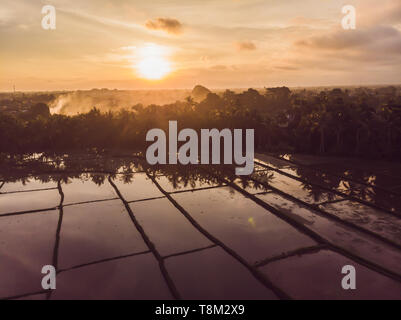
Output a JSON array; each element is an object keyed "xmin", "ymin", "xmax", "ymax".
[{"xmin": 0, "ymin": 86, "xmax": 400, "ymax": 160}]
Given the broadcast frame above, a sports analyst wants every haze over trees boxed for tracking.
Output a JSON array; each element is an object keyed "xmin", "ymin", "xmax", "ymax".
[{"xmin": 0, "ymin": 85, "xmax": 400, "ymax": 160}]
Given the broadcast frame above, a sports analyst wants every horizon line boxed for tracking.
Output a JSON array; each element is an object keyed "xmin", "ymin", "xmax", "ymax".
[{"xmin": 2, "ymin": 83, "xmax": 401, "ymax": 93}]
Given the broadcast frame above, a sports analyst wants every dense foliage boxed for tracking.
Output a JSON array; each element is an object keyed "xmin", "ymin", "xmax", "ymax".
[{"xmin": 1, "ymin": 87, "xmax": 400, "ymax": 160}]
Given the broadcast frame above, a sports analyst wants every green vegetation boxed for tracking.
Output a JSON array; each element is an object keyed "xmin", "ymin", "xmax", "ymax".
[{"xmin": 0, "ymin": 86, "xmax": 400, "ymax": 160}]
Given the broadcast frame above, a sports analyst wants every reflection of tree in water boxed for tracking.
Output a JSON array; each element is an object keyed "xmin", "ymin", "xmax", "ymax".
[
  {"xmin": 280, "ymin": 154, "xmax": 401, "ymax": 213},
  {"xmin": 2, "ymin": 152, "xmax": 399, "ymax": 213},
  {"xmin": 0, "ymin": 152, "xmax": 271, "ymax": 194}
]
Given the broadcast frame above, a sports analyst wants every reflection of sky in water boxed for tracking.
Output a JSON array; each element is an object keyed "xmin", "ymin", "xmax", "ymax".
[{"xmin": 0, "ymin": 154, "xmax": 401, "ymax": 299}]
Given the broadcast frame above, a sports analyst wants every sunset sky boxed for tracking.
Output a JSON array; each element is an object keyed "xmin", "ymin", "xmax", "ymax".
[{"xmin": 1, "ymin": 0, "xmax": 401, "ymax": 91}]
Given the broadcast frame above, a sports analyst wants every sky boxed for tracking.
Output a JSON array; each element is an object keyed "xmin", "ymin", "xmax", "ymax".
[{"xmin": 0, "ymin": 0, "xmax": 401, "ymax": 91}]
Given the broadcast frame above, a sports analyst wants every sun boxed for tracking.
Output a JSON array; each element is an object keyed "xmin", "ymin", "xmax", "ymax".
[
  {"xmin": 135, "ymin": 43, "xmax": 172, "ymax": 80},
  {"xmin": 137, "ymin": 56, "xmax": 171, "ymax": 80}
]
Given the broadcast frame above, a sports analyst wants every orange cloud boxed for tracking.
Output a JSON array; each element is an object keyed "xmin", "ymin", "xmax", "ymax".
[
  {"xmin": 145, "ymin": 17, "xmax": 183, "ymax": 35},
  {"xmin": 235, "ymin": 41, "xmax": 256, "ymax": 51}
]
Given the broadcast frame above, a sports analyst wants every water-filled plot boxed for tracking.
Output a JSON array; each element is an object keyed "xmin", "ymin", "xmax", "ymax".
[{"xmin": 0, "ymin": 154, "xmax": 400, "ymax": 299}]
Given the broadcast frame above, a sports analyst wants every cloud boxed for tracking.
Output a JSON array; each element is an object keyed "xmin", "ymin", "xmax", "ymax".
[
  {"xmin": 288, "ymin": 16, "xmax": 334, "ymax": 28},
  {"xmin": 210, "ymin": 65, "xmax": 228, "ymax": 70},
  {"xmin": 290, "ymin": 25, "xmax": 401, "ymax": 72},
  {"xmin": 59, "ymin": 8, "xmax": 145, "ymax": 32},
  {"xmin": 295, "ymin": 26, "xmax": 401, "ymax": 54},
  {"xmin": 235, "ymin": 41, "xmax": 256, "ymax": 51},
  {"xmin": 145, "ymin": 18, "xmax": 183, "ymax": 35},
  {"xmin": 0, "ymin": 8, "xmax": 13, "ymax": 26},
  {"xmin": 274, "ymin": 65, "xmax": 299, "ymax": 71},
  {"xmin": 361, "ymin": 0, "xmax": 401, "ymax": 26}
]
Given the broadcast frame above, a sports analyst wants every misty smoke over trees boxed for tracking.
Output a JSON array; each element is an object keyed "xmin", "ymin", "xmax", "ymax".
[
  {"xmin": 48, "ymin": 89, "xmax": 193, "ymax": 115},
  {"xmin": 0, "ymin": 85, "xmax": 400, "ymax": 160}
]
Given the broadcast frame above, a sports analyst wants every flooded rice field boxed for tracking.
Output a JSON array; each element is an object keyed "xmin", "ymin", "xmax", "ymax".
[{"xmin": 1, "ymin": 153, "xmax": 401, "ymax": 300}]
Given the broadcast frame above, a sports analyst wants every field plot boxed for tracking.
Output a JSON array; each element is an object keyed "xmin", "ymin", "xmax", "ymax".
[{"xmin": 1, "ymin": 154, "xmax": 401, "ymax": 300}]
